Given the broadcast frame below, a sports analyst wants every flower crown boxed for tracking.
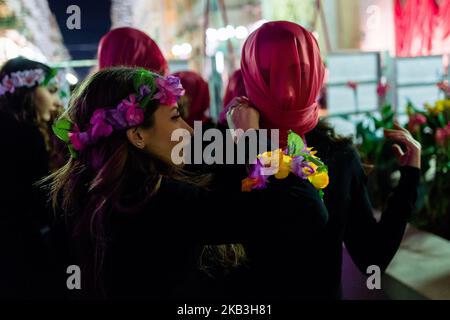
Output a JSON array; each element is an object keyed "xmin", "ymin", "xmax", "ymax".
[
  {"xmin": 0, "ymin": 68, "xmax": 57, "ymax": 96},
  {"xmin": 52, "ymin": 70, "xmax": 185, "ymax": 158}
]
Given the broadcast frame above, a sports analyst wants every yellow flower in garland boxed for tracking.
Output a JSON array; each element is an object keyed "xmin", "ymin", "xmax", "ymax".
[
  {"xmin": 308, "ymin": 171, "xmax": 330, "ymax": 189},
  {"xmin": 241, "ymin": 130, "xmax": 329, "ymax": 198},
  {"xmin": 257, "ymin": 149, "xmax": 292, "ymax": 179}
]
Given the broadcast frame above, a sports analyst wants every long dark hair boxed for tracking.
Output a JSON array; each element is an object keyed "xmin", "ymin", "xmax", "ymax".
[
  {"xmin": 46, "ymin": 67, "xmax": 244, "ymax": 296},
  {"xmin": 306, "ymin": 119, "xmax": 353, "ymax": 161}
]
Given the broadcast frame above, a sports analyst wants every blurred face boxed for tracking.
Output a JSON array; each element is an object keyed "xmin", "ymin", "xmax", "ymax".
[
  {"xmin": 135, "ymin": 104, "xmax": 193, "ymax": 165},
  {"xmin": 34, "ymin": 84, "xmax": 62, "ymax": 122}
]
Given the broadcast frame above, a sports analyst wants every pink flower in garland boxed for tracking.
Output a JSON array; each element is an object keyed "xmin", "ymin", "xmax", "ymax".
[{"xmin": 153, "ymin": 76, "xmax": 185, "ymax": 105}]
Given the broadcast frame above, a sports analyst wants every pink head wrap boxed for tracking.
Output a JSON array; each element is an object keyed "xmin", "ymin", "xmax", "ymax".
[
  {"xmin": 241, "ymin": 21, "xmax": 325, "ymax": 148},
  {"xmin": 98, "ymin": 27, "xmax": 168, "ymax": 75},
  {"xmin": 172, "ymin": 71, "xmax": 210, "ymax": 127},
  {"xmin": 219, "ymin": 69, "xmax": 247, "ymax": 125}
]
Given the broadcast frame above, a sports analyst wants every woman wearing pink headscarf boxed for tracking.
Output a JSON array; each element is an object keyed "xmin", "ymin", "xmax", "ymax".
[
  {"xmin": 97, "ymin": 27, "xmax": 168, "ymax": 75},
  {"xmin": 225, "ymin": 21, "xmax": 422, "ymax": 299},
  {"xmin": 172, "ymin": 71, "xmax": 213, "ymax": 128}
]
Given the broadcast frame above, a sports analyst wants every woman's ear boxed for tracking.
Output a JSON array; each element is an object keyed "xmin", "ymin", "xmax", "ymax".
[{"xmin": 126, "ymin": 127, "xmax": 145, "ymax": 149}]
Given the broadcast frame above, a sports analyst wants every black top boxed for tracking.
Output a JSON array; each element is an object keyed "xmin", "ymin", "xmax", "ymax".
[
  {"xmin": 57, "ymin": 164, "xmax": 328, "ymax": 299},
  {"xmin": 217, "ymin": 127, "xmax": 421, "ymax": 300},
  {"xmin": 303, "ymin": 129, "xmax": 420, "ymax": 299},
  {"xmin": 0, "ymin": 112, "xmax": 53, "ymax": 298}
]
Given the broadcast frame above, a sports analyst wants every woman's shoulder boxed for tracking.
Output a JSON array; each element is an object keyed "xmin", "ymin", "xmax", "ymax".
[{"xmin": 157, "ymin": 176, "xmax": 206, "ymax": 200}]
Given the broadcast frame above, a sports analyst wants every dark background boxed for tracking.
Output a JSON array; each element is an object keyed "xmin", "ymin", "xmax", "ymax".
[{"xmin": 48, "ymin": 0, "xmax": 112, "ymax": 78}]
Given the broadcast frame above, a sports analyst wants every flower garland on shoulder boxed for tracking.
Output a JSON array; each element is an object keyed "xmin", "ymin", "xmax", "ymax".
[{"xmin": 242, "ymin": 130, "xmax": 329, "ymax": 198}]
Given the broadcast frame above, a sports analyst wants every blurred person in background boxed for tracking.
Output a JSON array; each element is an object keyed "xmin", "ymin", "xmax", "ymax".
[{"xmin": 0, "ymin": 56, "xmax": 63, "ymax": 298}]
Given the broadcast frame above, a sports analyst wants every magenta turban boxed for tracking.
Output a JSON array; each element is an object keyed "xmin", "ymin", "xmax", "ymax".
[
  {"xmin": 241, "ymin": 21, "xmax": 325, "ymax": 147},
  {"xmin": 98, "ymin": 27, "xmax": 168, "ymax": 75}
]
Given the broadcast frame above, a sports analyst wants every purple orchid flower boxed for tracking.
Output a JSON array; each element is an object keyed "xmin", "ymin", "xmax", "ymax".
[
  {"xmin": 248, "ymin": 158, "xmax": 270, "ymax": 189},
  {"xmin": 139, "ymin": 84, "xmax": 151, "ymax": 97},
  {"xmin": 90, "ymin": 109, "xmax": 114, "ymax": 140},
  {"xmin": 153, "ymin": 76, "xmax": 185, "ymax": 105},
  {"xmin": 117, "ymin": 95, "xmax": 145, "ymax": 126},
  {"xmin": 291, "ymin": 155, "xmax": 315, "ymax": 179},
  {"xmin": 69, "ymin": 125, "xmax": 91, "ymax": 151}
]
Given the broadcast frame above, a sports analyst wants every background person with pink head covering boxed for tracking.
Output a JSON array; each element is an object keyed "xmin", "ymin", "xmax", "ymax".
[
  {"xmin": 241, "ymin": 21, "xmax": 325, "ymax": 149},
  {"xmin": 226, "ymin": 20, "xmax": 422, "ymax": 299},
  {"xmin": 172, "ymin": 71, "xmax": 213, "ymax": 128},
  {"xmin": 97, "ymin": 27, "xmax": 169, "ymax": 75},
  {"xmin": 218, "ymin": 69, "xmax": 247, "ymax": 126}
]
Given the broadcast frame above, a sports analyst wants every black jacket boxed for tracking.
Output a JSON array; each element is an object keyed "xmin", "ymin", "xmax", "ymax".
[{"xmin": 0, "ymin": 112, "xmax": 53, "ymax": 298}]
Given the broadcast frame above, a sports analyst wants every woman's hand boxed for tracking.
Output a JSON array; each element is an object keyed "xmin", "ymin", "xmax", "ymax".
[
  {"xmin": 384, "ymin": 122, "xmax": 421, "ymax": 169},
  {"xmin": 226, "ymin": 96, "xmax": 260, "ymax": 131}
]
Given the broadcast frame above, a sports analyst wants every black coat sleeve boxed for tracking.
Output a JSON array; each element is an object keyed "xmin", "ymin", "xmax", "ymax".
[
  {"xmin": 161, "ymin": 172, "xmax": 329, "ymax": 245},
  {"xmin": 343, "ymin": 148, "xmax": 420, "ymax": 272}
]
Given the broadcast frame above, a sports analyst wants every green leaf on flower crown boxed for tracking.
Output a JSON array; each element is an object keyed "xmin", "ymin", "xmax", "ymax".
[
  {"xmin": 68, "ymin": 144, "xmax": 78, "ymax": 159},
  {"xmin": 134, "ymin": 69, "xmax": 157, "ymax": 98},
  {"xmin": 304, "ymin": 154, "xmax": 324, "ymax": 167},
  {"xmin": 287, "ymin": 130, "xmax": 305, "ymax": 156},
  {"xmin": 52, "ymin": 118, "xmax": 73, "ymax": 143},
  {"xmin": 140, "ymin": 95, "xmax": 151, "ymax": 109},
  {"xmin": 42, "ymin": 68, "xmax": 58, "ymax": 86}
]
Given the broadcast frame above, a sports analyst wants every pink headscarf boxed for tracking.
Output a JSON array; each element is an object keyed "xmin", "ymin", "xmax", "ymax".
[
  {"xmin": 241, "ymin": 21, "xmax": 325, "ymax": 148},
  {"xmin": 219, "ymin": 69, "xmax": 247, "ymax": 125},
  {"xmin": 98, "ymin": 27, "xmax": 169, "ymax": 75},
  {"xmin": 172, "ymin": 71, "xmax": 210, "ymax": 127}
]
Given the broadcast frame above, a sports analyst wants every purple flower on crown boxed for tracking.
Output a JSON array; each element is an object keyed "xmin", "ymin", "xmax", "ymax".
[
  {"xmin": 139, "ymin": 84, "xmax": 151, "ymax": 97},
  {"xmin": 68, "ymin": 124, "xmax": 91, "ymax": 151},
  {"xmin": 117, "ymin": 94, "xmax": 145, "ymax": 127},
  {"xmin": 23, "ymin": 69, "xmax": 44, "ymax": 87},
  {"xmin": 90, "ymin": 109, "xmax": 114, "ymax": 140},
  {"xmin": 11, "ymin": 73, "xmax": 23, "ymax": 87},
  {"xmin": 152, "ymin": 76, "xmax": 185, "ymax": 105}
]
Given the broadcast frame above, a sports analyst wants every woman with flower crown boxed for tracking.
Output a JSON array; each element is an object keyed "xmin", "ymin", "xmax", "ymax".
[
  {"xmin": 220, "ymin": 21, "xmax": 422, "ymax": 299},
  {"xmin": 46, "ymin": 67, "xmax": 328, "ymax": 299},
  {"xmin": 0, "ymin": 56, "xmax": 63, "ymax": 298}
]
